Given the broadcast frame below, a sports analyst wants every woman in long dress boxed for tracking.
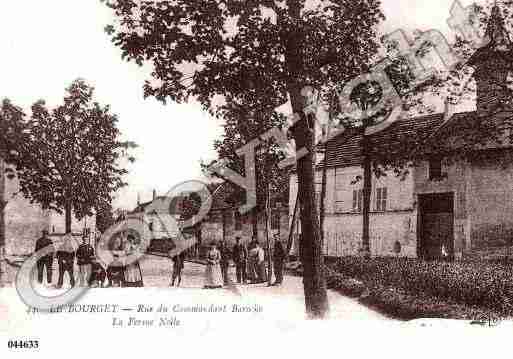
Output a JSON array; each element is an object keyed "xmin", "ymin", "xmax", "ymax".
[
  {"xmin": 107, "ymin": 235, "xmax": 125, "ymax": 287},
  {"xmin": 122, "ymin": 234, "xmax": 144, "ymax": 287},
  {"xmin": 247, "ymin": 241, "xmax": 259, "ymax": 283},
  {"xmin": 204, "ymin": 242, "xmax": 223, "ymax": 289}
]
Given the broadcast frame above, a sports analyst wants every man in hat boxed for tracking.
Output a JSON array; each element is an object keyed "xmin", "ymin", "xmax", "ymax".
[
  {"xmin": 219, "ymin": 240, "xmax": 231, "ymax": 285},
  {"xmin": 76, "ymin": 234, "xmax": 95, "ymax": 287},
  {"xmin": 272, "ymin": 234, "xmax": 286, "ymax": 286},
  {"xmin": 35, "ymin": 229, "xmax": 54, "ymax": 285},
  {"xmin": 232, "ymin": 236, "xmax": 248, "ymax": 284},
  {"xmin": 56, "ymin": 232, "xmax": 76, "ymax": 288}
]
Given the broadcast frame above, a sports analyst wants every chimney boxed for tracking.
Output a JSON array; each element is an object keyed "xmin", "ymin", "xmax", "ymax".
[{"xmin": 152, "ymin": 189, "xmax": 157, "ymax": 201}]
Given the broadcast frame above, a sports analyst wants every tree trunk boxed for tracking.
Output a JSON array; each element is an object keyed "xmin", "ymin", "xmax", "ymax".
[
  {"xmin": 65, "ymin": 201, "xmax": 72, "ymax": 234},
  {"xmin": 222, "ymin": 210, "xmax": 227, "ymax": 243},
  {"xmin": 0, "ymin": 158, "xmax": 5, "ymax": 286},
  {"xmin": 293, "ymin": 111, "xmax": 329, "ymax": 319},
  {"xmin": 285, "ymin": 0, "xmax": 329, "ymax": 319},
  {"xmin": 290, "ymin": 95, "xmax": 329, "ymax": 319},
  {"xmin": 361, "ymin": 131, "xmax": 372, "ymax": 257}
]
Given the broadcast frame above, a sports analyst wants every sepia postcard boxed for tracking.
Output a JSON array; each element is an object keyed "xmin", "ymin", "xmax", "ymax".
[{"xmin": 1, "ymin": 0, "xmax": 513, "ymax": 357}]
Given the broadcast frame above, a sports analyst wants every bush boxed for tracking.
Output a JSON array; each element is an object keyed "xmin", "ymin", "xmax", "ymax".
[{"xmin": 328, "ymin": 257, "xmax": 513, "ymax": 316}]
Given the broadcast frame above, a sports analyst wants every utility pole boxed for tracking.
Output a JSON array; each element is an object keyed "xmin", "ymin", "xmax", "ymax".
[
  {"xmin": 319, "ymin": 94, "xmax": 337, "ymax": 251},
  {"xmin": 286, "ymin": 192, "xmax": 300, "ymax": 258},
  {"xmin": 265, "ymin": 182, "xmax": 273, "ymax": 286}
]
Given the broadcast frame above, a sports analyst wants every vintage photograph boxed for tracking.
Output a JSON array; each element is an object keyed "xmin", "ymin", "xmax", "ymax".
[{"xmin": 1, "ymin": 0, "xmax": 513, "ymax": 355}]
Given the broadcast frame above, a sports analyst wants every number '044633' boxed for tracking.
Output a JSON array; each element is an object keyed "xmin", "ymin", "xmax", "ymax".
[{"xmin": 7, "ymin": 340, "xmax": 39, "ymax": 349}]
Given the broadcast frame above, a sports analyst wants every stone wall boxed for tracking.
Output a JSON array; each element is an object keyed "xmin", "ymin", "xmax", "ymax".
[
  {"xmin": 467, "ymin": 154, "xmax": 513, "ymax": 250},
  {"xmin": 414, "ymin": 153, "xmax": 513, "ymax": 258},
  {"xmin": 49, "ymin": 212, "xmax": 96, "ymax": 235},
  {"xmin": 322, "ymin": 211, "xmax": 416, "ymax": 257},
  {"xmin": 3, "ymin": 175, "xmax": 50, "ymax": 256}
]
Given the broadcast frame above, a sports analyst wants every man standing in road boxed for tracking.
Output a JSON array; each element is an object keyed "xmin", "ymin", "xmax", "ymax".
[
  {"xmin": 219, "ymin": 241, "xmax": 231, "ymax": 285},
  {"xmin": 232, "ymin": 237, "xmax": 248, "ymax": 284},
  {"xmin": 56, "ymin": 232, "xmax": 76, "ymax": 288},
  {"xmin": 76, "ymin": 234, "xmax": 94, "ymax": 287},
  {"xmin": 35, "ymin": 229, "xmax": 54, "ymax": 285},
  {"xmin": 272, "ymin": 235, "xmax": 286, "ymax": 286}
]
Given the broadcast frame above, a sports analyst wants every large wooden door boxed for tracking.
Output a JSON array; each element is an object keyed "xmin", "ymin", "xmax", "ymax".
[{"xmin": 419, "ymin": 193, "xmax": 454, "ymax": 261}]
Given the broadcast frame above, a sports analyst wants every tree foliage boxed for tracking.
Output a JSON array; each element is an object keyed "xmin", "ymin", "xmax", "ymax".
[
  {"xmin": 209, "ymin": 101, "xmax": 289, "ymax": 207},
  {"xmin": 0, "ymin": 79, "xmax": 136, "ymax": 232},
  {"xmin": 96, "ymin": 199, "xmax": 115, "ymax": 233}
]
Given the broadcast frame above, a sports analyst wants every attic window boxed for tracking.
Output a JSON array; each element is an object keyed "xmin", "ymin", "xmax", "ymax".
[{"xmin": 428, "ymin": 157, "xmax": 443, "ymax": 180}]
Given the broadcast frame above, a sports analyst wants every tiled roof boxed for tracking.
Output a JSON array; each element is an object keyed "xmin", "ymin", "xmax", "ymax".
[
  {"xmin": 130, "ymin": 195, "xmax": 186, "ymax": 215},
  {"xmin": 426, "ymin": 110, "xmax": 513, "ymax": 152},
  {"xmin": 323, "ymin": 112, "xmax": 446, "ymax": 168}
]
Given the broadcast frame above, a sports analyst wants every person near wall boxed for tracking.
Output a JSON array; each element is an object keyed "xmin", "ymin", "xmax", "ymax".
[
  {"xmin": 272, "ymin": 236, "xmax": 286, "ymax": 286},
  {"xmin": 219, "ymin": 240, "xmax": 231, "ymax": 285},
  {"xmin": 35, "ymin": 229, "xmax": 54, "ymax": 285},
  {"xmin": 56, "ymin": 232, "xmax": 76, "ymax": 288},
  {"xmin": 232, "ymin": 237, "xmax": 248, "ymax": 284},
  {"xmin": 123, "ymin": 234, "xmax": 144, "ymax": 287},
  {"xmin": 76, "ymin": 235, "xmax": 95, "ymax": 287},
  {"xmin": 204, "ymin": 242, "xmax": 223, "ymax": 289}
]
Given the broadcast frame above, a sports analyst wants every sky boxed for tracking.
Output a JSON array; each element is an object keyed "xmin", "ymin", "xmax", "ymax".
[{"xmin": 0, "ymin": 0, "xmax": 481, "ymax": 210}]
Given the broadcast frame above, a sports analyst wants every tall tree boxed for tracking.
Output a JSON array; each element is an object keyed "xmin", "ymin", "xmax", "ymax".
[
  {"xmin": 2, "ymin": 79, "xmax": 136, "ymax": 234},
  {"xmin": 103, "ymin": 0, "xmax": 385, "ymax": 318},
  {"xmin": 206, "ymin": 102, "xmax": 289, "ymax": 242}
]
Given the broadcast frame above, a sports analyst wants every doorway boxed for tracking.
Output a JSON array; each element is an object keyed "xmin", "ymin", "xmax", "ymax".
[{"xmin": 418, "ymin": 193, "xmax": 454, "ymax": 261}]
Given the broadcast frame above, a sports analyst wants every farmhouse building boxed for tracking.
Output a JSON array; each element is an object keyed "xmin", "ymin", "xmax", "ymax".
[{"xmin": 289, "ymin": 5, "xmax": 513, "ymax": 260}]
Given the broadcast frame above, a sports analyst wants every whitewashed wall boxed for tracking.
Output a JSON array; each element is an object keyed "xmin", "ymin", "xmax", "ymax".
[{"xmin": 289, "ymin": 166, "xmax": 416, "ymax": 257}]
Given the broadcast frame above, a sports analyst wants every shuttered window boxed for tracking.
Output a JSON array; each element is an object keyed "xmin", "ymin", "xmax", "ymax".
[{"xmin": 375, "ymin": 187, "xmax": 387, "ymax": 212}]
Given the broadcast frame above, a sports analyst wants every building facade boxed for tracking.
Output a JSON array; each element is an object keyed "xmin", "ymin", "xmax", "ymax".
[
  {"xmin": 289, "ymin": 6, "xmax": 513, "ymax": 260},
  {"xmin": 0, "ymin": 160, "xmax": 96, "ymax": 257},
  {"xmin": 200, "ymin": 182, "xmax": 290, "ymax": 249}
]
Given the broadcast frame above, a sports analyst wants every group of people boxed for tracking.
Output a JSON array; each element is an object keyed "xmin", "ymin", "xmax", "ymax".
[
  {"xmin": 203, "ymin": 234, "xmax": 286, "ymax": 289},
  {"xmin": 34, "ymin": 229, "xmax": 287, "ymax": 290},
  {"xmin": 34, "ymin": 229, "xmax": 144, "ymax": 288}
]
